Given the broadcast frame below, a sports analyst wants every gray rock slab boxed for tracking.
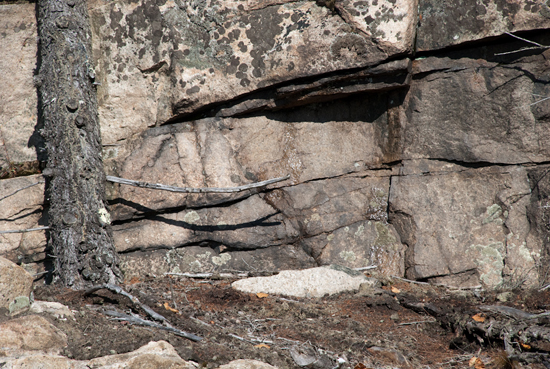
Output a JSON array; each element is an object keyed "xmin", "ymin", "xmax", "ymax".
[
  {"xmin": 30, "ymin": 301, "xmax": 75, "ymax": 321},
  {"xmin": 231, "ymin": 265, "xmax": 378, "ymax": 297},
  {"xmin": 389, "ymin": 162, "xmax": 540, "ymax": 288},
  {"xmin": 416, "ymin": 0, "xmax": 550, "ymax": 51},
  {"xmin": 0, "ymin": 256, "xmax": 33, "ymax": 311},
  {"xmin": 403, "ymin": 56, "xmax": 550, "ymax": 164},
  {"xmin": 119, "ymin": 244, "xmax": 316, "ymax": 281},
  {"xmin": 217, "ymin": 359, "xmax": 278, "ymax": 369}
]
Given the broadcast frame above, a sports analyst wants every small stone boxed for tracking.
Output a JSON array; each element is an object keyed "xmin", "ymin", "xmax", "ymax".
[
  {"xmin": 496, "ymin": 291, "xmax": 514, "ymax": 302},
  {"xmin": 390, "ymin": 313, "xmax": 400, "ymax": 322}
]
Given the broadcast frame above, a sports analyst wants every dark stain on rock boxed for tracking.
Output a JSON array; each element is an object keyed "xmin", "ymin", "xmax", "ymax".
[
  {"xmin": 287, "ymin": 61, "xmax": 295, "ymax": 72},
  {"xmin": 186, "ymin": 86, "xmax": 200, "ymax": 95},
  {"xmin": 238, "ymin": 63, "xmax": 248, "ymax": 72},
  {"xmin": 245, "ymin": 6, "xmax": 284, "ymax": 79},
  {"xmin": 238, "ymin": 41, "xmax": 247, "ymax": 52},
  {"xmin": 331, "ymin": 34, "xmax": 369, "ymax": 60}
]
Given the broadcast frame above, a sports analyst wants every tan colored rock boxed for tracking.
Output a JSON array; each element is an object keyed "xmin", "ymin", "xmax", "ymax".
[
  {"xmin": 217, "ymin": 359, "xmax": 278, "ymax": 369},
  {"xmin": 0, "ymin": 315, "xmax": 67, "ymax": 357},
  {"xmin": 0, "ymin": 256, "xmax": 33, "ymax": 311},
  {"xmin": 30, "ymin": 301, "xmax": 75, "ymax": 321},
  {"xmin": 232, "ymin": 265, "xmax": 378, "ymax": 298},
  {"xmin": 389, "ymin": 161, "xmax": 539, "ymax": 288},
  {"xmin": 89, "ymin": 0, "xmax": 409, "ymax": 142},
  {"xmin": 87, "ymin": 340, "xmax": 194, "ymax": 369},
  {"xmin": 0, "ymin": 3, "xmax": 39, "ymax": 168},
  {"xmin": 0, "ymin": 175, "xmax": 46, "ymax": 257},
  {"xmin": 0, "ymin": 340, "xmax": 194, "ymax": 369}
]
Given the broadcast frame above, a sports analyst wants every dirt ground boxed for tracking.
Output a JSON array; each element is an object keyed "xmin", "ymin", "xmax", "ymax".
[{"xmin": 29, "ymin": 273, "xmax": 550, "ymax": 369}]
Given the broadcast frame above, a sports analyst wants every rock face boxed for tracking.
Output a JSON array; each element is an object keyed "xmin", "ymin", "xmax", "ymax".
[
  {"xmin": 2, "ymin": 0, "xmax": 550, "ymax": 288},
  {"xmin": 0, "ymin": 257, "xmax": 34, "ymax": 313}
]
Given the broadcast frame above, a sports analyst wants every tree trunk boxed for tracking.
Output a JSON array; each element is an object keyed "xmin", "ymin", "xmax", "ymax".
[{"xmin": 36, "ymin": 0, "xmax": 120, "ymax": 288}]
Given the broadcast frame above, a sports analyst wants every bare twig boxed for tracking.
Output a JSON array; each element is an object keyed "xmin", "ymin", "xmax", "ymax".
[
  {"xmin": 391, "ymin": 275, "xmax": 482, "ymax": 290},
  {"xmin": 398, "ymin": 319, "xmax": 436, "ymax": 326},
  {"xmin": 106, "ymin": 174, "xmax": 290, "ymax": 194},
  {"xmin": 353, "ymin": 265, "xmax": 377, "ymax": 271},
  {"xmin": 165, "ymin": 272, "xmax": 250, "ymax": 279},
  {"xmin": 495, "ymin": 32, "xmax": 550, "ymax": 56},
  {"xmin": 105, "ymin": 310, "xmax": 202, "ymax": 341},
  {"xmin": 391, "ymin": 275, "xmax": 430, "ymax": 285},
  {"xmin": 84, "ymin": 284, "xmax": 167, "ymax": 323},
  {"xmin": 0, "ymin": 181, "xmax": 44, "ymax": 203},
  {"xmin": 0, "ymin": 226, "xmax": 49, "ymax": 234}
]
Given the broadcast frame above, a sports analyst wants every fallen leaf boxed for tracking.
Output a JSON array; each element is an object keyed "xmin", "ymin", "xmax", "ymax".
[
  {"xmin": 163, "ymin": 302, "xmax": 179, "ymax": 313},
  {"xmin": 256, "ymin": 292, "xmax": 269, "ymax": 298},
  {"xmin": 354, "ymin": 364, "xmax": 366, "ymax": 369},
  {"xmin": 254, "ymin": 343, "xmax": 270, "ymax": 349},
  {"xmin": 468, "ymin": 357, "xmax": 484, "ymax": 369},
  {"xmin": 472, "ymin": 313, "xmax": 485, "ymax": 322},
  {"xmin": 519, "ymin": 342, "xmax": 531, "ymax": 349},
  {"xmin": 391, "ymin": 286, "xmax": 401, "ymax": 293}
]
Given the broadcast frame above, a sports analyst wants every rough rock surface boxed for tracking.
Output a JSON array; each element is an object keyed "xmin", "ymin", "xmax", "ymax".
[
  {"xmin": 2, "ymin": 0, "xmax": 550, "ymax": 289},
  {"xmin": 0, "ymin": 315, "xmax": 68, "ymax": 357},
  {"xmin": 0, "ymin": 257, "xmax": 33, "ymax": 312},
  {"xmin": 231, "ymin": 265, "xmax": 379, "ymax": 297}
]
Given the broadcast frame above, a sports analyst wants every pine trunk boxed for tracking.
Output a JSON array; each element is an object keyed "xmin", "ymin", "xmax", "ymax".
[{"xmin": 36, "ymin": 0, "xmax": 120, "ymax": 288}]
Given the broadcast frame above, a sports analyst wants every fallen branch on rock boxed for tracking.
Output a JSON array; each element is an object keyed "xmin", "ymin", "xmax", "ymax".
[{"xmin": 106, "ymin": 174, "xmax": 290, "ymax": 193}]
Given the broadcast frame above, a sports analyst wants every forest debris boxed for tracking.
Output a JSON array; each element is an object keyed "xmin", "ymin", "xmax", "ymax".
[
  {"xmin": 472, "ymin": 313, "xmax": 485, "ymax": 323},
  {"xmin": 105, "ymin": 310, "xmax": 201, "ymax": 341}
]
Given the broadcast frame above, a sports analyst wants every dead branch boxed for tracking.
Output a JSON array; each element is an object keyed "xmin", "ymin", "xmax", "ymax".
[
  {"xmin": 495, "ymin": 32, "xmax": 550, "ymax": 56},
  {"xmin": 0, "ymin": 226, "xmax": 50, "ymax": 234},
  {"xmin": 84, "ymin": 283, "xmax": 167, "ymax": 323},
  {"xmin": 105, "ymin": 310, "xmax": 202, "ymax": 342},
  {"xmin": 0, "ymin": 181, "xmax": 44, "ymax": 203},
  {"xmin": 106, "ymin": 174, "xmax": 290, "ymax": 193},
  {"xmin": 165, "ymin": 271, "xmax": 251, "ymax": 279}
]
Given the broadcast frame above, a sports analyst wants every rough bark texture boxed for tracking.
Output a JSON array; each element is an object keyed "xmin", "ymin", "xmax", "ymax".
[{"xmin": 36, "ymin": 0, "xmax": 119, "ymax": 287}]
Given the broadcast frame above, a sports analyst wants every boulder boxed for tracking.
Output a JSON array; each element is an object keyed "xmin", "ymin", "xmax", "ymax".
[
  {"xmin": 0, "ymin": 315, "xmax": 68, "ymax": 357},
  {"xmin": 232, "ymin": 265, "xmax": 379, "ymax": 297},
  {"xmin": 0, "ymin": 256, "xmax": 33, "ymax": 312}
]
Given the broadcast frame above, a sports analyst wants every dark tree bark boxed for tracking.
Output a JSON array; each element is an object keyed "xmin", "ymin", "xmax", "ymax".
[{"xmin": 36, "ymin": 0, "xmax": 120, "ymax": 288}]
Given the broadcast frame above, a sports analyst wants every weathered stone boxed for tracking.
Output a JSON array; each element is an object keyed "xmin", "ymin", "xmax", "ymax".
[
  {"xmin": 416, "ymin": 0, "xmax": 550, "ymax": 51},
  {"xmin": 0, "ymin": 175, "xmax": 46, "ymax": 260},
  {"xmin": 87, "ymin": 340, "xmax": 194, "ymax": 369},
  {"xmin": 0, "ymin": 315, "xmax": 68, "ymax": 357},
  {"xmin": 0, "ymin": 340, "xmax": 194, "ymax": 369},
  {"xmin": 113, "ymin": 194, "xmax": 299, "ymax": 252},
  {"xmin": 403, "ymin": 55, "xmax": 550, "ymax": 164},
  {"xmin": 89, "ymin": 0, "xmax": 412, "ymax": 141},
  {"xmin": 29, "ymin": 301, "xmax": 75, "ymax": 321},
  {"xmin": 389, "ymin": 161, "xmax": 539, "ymax": 288},
  {"xmin": 107, "ymin": 95, "xmax": 397, "ymax": 221},
  {"xmin": 120, "ymin": 244, "xmax": 316, "ymax": 280},
  {"xmin": 217, "ymin": 359, "xmax": 278, "ymax": 369},
  {"xmin": 0, "ymin": 3, "xmax": 40, "ymax": 169},
  {"xmin": 0, "ymin": 256, "xmax": 33, "ymax": 311},
  {"xmin": 232, "ymin": 265, "xmax": 378, "ymax": 298},
  {"xmin": 313, "ymin": 220, "xmax": 406, "ymax": 277}
]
